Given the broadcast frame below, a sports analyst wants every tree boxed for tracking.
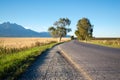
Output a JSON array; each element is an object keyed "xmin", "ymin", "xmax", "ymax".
[
  {"xmin": 48, "ymin": 18, "xmax": 71, "ymax": 42},
  {"xmin": 75, "ymin": 18, "xmax": 93, "ymax": 40},
  {"xmin": 71, "ymin": 35, "xmax": 74, "ymax": 40}
]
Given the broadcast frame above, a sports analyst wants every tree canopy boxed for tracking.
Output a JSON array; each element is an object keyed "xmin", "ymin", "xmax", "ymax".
[
  {"xmin": 48, "ymin": 18, "xmax": 71, "ymax": 42},
  {"xmin": 75, "ymin": 18, "xmax": 93, "ymax": 40}
]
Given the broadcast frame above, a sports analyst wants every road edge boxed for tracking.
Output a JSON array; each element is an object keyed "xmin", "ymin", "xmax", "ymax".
[{"xmin": 58, "ymin": 46, "xmax": 93, "ymax": 80}]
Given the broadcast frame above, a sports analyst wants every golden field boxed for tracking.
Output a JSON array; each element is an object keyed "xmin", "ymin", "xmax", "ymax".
[{"xmin": 0, "ymin": 37, "xmax": 70, "ymax": 49}]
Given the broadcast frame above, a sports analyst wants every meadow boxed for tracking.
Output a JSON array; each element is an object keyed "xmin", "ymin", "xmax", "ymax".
[
  {"xmin": 86, "ymin": 39, "xmax": 120, "ymax": 48},
  {"xmin": 0, "ymin": 38, "xmax": 70, "ymax": 80}
]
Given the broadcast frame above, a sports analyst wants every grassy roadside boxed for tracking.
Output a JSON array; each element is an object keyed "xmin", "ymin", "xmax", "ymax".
[
  {"xmin": 0, "ymin": 42, "xmax": 57, "ymax": 80},
  {"xmin": 81, "ymin": 40, "xmax": 120, "ymax": 48}
]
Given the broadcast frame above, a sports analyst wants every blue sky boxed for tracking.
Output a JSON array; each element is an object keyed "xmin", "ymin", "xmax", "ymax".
[{"xmin": 0, "ymin": 0, "xmax": 120, "ymax": 37}]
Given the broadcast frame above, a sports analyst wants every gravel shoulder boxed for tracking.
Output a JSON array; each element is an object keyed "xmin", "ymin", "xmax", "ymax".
[{"xmin": 19, "ymin": 45, "xmax": 85, "ymax": 80}]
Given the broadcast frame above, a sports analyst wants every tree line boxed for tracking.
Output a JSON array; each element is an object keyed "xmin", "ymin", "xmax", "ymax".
[{"xmin": 48, "ymin": 17, "xmax": 93, "ymax": 42}]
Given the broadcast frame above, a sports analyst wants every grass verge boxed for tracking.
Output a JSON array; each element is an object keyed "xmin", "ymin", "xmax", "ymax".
[{"xmin": 0, "ymin": 42, "xmax": 57, "ymax": 80}]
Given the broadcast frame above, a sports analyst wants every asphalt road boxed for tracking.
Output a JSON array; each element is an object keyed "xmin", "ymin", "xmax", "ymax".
[
  {"xmin": 59, "ymin": 40, "xmax": 120, "ymax": 80},
  {"xmin": 19, "ymin": 45, "xmax": 85, "ymax": 80}
]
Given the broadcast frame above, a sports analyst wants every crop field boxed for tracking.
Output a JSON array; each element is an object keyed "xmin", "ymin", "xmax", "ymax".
[
  {"xmin": 0, "ymin": 38, "xmax": 70, "ymax": 55},
  {"xmin": 0, "ymin": 38, "xmax": 70, "ymax": 49}
]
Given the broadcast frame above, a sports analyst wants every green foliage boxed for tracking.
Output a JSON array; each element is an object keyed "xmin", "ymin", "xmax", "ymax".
[
  {"xmin": 75, "ymin": 18, "xmax": 93, "ymax": 40},
  {"xmin": 48, "ymin": 18, "xmax": 71, "ymax": 42},
  {"xmin": 0, "ymin": 42, "xmax": 57, "ymax": 80},
  {"xmin": 54, "ymin": 18, "xmax": 71, "ymax": 27}
]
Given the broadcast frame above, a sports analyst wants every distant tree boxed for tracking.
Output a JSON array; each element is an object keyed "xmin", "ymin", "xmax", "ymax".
[
  {"xmin": 71, "ymin": 35, "xmax": 74, "ymax": 40},
  {"xmin": 75, "ymin": 18, "xmax": 93, "ymax": 40},
  {"xmin": 48, "ymin": 18, "xmax": 71, "ymax": 42}
]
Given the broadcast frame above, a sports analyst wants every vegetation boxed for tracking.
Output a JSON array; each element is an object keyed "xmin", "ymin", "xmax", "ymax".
[
  {"xmin": 0, "ymin": 42, "xmax": 57, "ymax": 80},
  {"xmin": 48, "ymin": 18, "xmax": 71, "ymax": 42},
  {"xmin": 85, "ymin": 39, "xmax": 120, "ymax": 48},
  {"xmin": 0, "ymin": 38, "xmax": 70, "ymax": 80},
  {"xmin": 75, "ymin": 18, "xmax": 93, "ymax": 40},
  {"xmin": 71, "ymin": 35, "xmax": 74, "ymax": 40},
  {"xmin": 0, "ymin": 38, "xmax": 52, "ymax": 55},
  {"xmin": 0, "ymin": 38, "xmax": 70, "ymax": 55},
  {"xmin": 0, "ymin": 38, "xmax": 59, "ymax": 48}
]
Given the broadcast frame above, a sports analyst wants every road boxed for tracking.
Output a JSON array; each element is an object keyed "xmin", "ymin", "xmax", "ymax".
[
  {"xmin": 19, "ymin": 45, "xmax": 85, "ymax": 80},
  {"xmin": 59, "ymin": 40, "xmax": 120, "ymax": 80}
]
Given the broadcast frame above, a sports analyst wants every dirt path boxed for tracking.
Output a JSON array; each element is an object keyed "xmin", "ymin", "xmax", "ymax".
[{"xmin": 19, "ymin": 46, "xmax": 85, "ymax": 80}]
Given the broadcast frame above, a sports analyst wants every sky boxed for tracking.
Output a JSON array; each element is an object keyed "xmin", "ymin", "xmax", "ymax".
[{"xmin": 0, "ymin": 0, "xmax": 120, "ymax": 37}]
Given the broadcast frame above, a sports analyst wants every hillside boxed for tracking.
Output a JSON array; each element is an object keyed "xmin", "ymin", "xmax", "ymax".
[{"xmin": 0, "ymin": 22, "xmax": 51, "ymax": 37}]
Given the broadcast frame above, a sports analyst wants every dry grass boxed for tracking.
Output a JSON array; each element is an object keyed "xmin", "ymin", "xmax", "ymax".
[
  {"xmin": 0, "ymin": 37, "xmax": 70, "ymax": 55},
  {"xmin": 0, "ymin": 38, "xmax": 70, "ymax": 49},
  {"xmin": 86, "ymin": 39, "xmax": 120, "ymax": 48}
]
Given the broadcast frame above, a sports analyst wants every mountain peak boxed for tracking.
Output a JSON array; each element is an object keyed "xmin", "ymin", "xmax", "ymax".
[
  {"xmin": 0, "ymin": 22, "xmax": 70, "ymax": 37},
  {"xmin": 0, "ymin": 22, "xmax": 51, "ymax": 37}
]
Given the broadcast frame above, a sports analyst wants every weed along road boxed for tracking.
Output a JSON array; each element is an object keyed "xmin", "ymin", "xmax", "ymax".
[
  {"xmin": 59, "ymin": 40, "xmax": 120, "ymax": 80},
  {"xmin": 19, "ymin": 45, "xmax": 85, "ymax": 80}
]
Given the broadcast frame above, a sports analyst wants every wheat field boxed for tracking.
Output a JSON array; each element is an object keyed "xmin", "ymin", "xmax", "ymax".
[{"xmin": 0, "ymin": 38, "xmax": 70, "ymax": 49}]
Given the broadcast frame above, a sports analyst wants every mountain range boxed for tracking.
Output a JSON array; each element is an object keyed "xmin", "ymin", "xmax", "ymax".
[{"xmin": 0, "ymin": 22, "xmax": 51, "ymax": 37}]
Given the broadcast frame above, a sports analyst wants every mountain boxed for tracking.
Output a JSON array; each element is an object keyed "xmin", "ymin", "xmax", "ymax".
[
  {"xmin": 0, "ymin": 22, "xmax": 51, "ymax": 37},
  {"xmin": 0, "ymin": 22, "xmax": 70, "ymax": 37}
]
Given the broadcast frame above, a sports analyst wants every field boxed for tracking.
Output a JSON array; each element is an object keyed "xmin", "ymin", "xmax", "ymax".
[
  {"xmin": 0, "ymin": 38, "xmax": 70, "ymax": 49},
  {"xmin": 0, "ymin": 38, "xmax": 70, "ymax": 55},
  {"xmin": 0, "ymin": 38, "xmax": 70, "ymax": 80},
  {"xmin": 85, "ymin": 39, "xmax": 120, "ymax": 48}
]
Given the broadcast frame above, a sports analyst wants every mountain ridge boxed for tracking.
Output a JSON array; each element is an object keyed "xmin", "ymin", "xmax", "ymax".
[
  {"xmin": 0, "ymin": 22, "xmax": 70, "ymax": 37},
  {"xmin": 0, "ymin": 22, "xmax": 51, "ymax": 37}
]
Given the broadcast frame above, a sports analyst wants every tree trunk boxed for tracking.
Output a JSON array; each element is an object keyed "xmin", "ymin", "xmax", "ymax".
[{"xmin": 58, "ymin": 36, "xmax": 62, "ymax": 42}]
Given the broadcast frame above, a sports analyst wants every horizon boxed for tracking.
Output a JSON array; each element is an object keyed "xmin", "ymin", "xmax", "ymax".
[
  {"xmin": 0, "ymin": 21, "xmax": 120, "ymax": 38},
  {"xmin": 0, "ymin": 0, "xmax": 120, "ymax": 37}
]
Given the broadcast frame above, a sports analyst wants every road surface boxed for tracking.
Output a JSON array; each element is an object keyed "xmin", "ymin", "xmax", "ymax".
[
  {"xmin": 59, "ymin": 40, "xmax": 120, "ymax": 80},
  {"xmin": 19, "ymin": 45, "xmax": 85, "ymax": 80}
]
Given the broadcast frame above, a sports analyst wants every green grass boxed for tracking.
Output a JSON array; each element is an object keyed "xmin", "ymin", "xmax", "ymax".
[
  {"xmin": 82, "ymin": 40, "xmax": 120, "ymax": 48},
  {"xmin": 0, "ymin": 42, "xmax": 57, "ymax": 80}
]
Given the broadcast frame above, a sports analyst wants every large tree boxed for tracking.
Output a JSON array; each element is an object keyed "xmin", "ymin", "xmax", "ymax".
[
  {"xmin": 75, "ymin": 18, "xmax": 93, "ymax": 40},
  {"xmin": 48, "ymin": 18, "xmax": 71, "ymax": 42}
]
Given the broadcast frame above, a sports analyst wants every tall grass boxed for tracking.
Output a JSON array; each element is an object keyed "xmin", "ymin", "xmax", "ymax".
[{"xmin": 0, "ymin": 42, "xmax": 57, "ymax": 80}]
